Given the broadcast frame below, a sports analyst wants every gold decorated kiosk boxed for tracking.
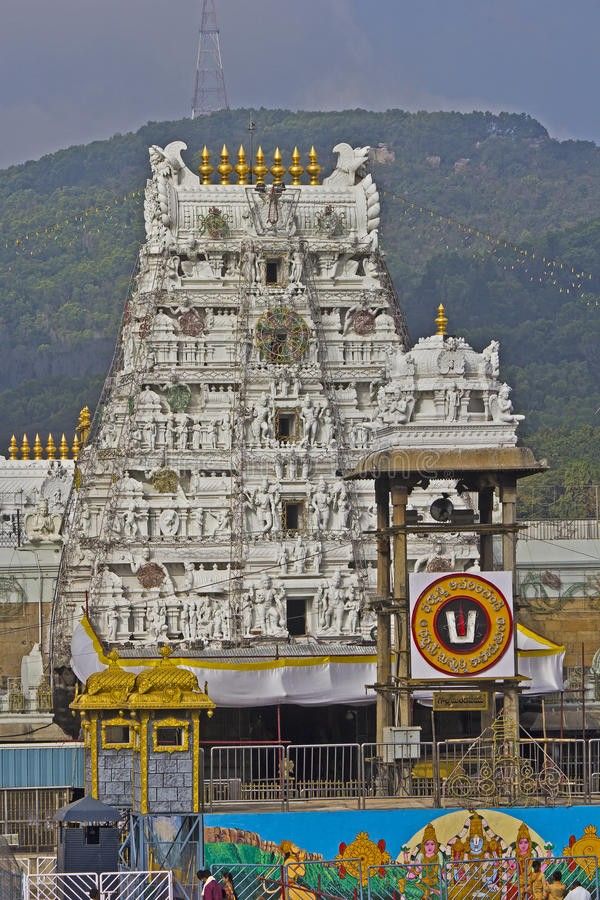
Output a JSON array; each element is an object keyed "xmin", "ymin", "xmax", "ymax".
[
  {"xmin": 71, "ymin": 647, "xmax": 215, "ymax": 815},
  {"xmin": 349, "ymin": 306, "xmax": 547, "ymax": 745}
]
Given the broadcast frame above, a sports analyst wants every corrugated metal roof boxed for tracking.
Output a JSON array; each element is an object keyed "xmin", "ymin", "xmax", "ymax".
[
  {"xmin": 116, "ymin": 642, "xmax": 376, "ymax": 661},
  {"xmin": 0, "ymin": 743, "xmax": 84, "ymax": 789}
]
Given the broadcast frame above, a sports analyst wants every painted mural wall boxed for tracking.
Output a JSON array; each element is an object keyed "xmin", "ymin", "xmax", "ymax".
[{"xmin": 204, "ymin": 807, "xmax": 600, "ymax": 896}]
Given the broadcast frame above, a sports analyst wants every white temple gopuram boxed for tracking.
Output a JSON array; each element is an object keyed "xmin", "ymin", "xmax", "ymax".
[{"xmin": 53, "ymin": 140, "xmax": 541, "ymax": 730}]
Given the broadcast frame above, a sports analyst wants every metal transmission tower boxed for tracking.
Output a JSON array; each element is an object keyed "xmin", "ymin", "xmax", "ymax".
[{"xmin": 191, "ymin": 0, "xmax": 229, "ymax": 117}]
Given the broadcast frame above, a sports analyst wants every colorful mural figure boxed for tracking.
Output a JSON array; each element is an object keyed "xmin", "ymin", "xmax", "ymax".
[
  {"xmin": 336, "ymin": 832, "xmax": 391, "ymax": 885},
  {"xmin": 445, "ymin": 812, "xmax": 506, "ymax": 900},
  {"xmin": 203, "ymin": 808, "xmax": 600, "ymax": 900},
  {"xmin": 508, "ymin": 821, "xmax": 548, "ymax": 897},
  {"xmin": 562, "ymin": 825, "xmax": 600, "ymax": 877},
  {"xmin": 279, "ymin": 842, "xmax": 318, "ymax": 900},
  {"xmin": 404, "ymin": 823, "xmax": 444, "ymax": 899}
]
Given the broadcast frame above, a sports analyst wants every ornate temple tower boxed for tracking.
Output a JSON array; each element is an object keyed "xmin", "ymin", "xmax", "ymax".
[{"xmin": 54, "ymin": 140, "xmax": 412, "ymax": 711}]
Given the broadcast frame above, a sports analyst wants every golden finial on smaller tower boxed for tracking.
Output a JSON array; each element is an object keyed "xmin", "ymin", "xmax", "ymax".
[
  {"xmin": 253, "ymin": 146, "xmax": 267, "ymax": 187},
  {"xmin": 77, "ymin": 405, "xmax": 91, "ymax": 445},
  {"xmin": 71, "ymin": 433, "xmax": 80, "ymax": 461},
  {"xmin": 235, "ymin": 145, "xmax": 250, "ymax": 184},
  {"xmin": 198, "ymin": 146, "xmax": 213, "ymax": 184},
  {"xmin": 218, "ymin": 144, "xmax": 233, "ymax": 184},
  {"xmin": 21, "ymin": 434, "xmax": 31, "ymax": 460},
  {"xmin": 33, "ymin": 433, "xmax": 43, "ymax": 460},
  {"xmin": 289, "ymin": 147, "xmax": 304, "ymax": 185},
  {"xmin": 46, "ymin": 433, "xmax": 57, "ymax": 460},
  {"xmin": 8, "ymin": 435, "xmax": 18, "ymax": 460},
  {"xmin": 435, "ymin": 303, "xmax": 448, "ymax": 336},
  {"xmin": 270, "ymin": 147, "xmax": 285, "ymax": 185},
  {"xmin": 59, "ymin": 433, "xmax": 69, "ymax": 460},
  {"xmin": 306, "ymin": 146, "xmax": 321, "ymax": 185}
]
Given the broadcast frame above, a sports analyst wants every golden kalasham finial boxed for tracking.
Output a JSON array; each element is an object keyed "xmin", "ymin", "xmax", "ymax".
[
  {"xmin": 253, "ymin": 146, "xmax": 267, "ymax": 187},
  {"xmin": 77, "ymin": 405, "xmax": 91, "ymax": 445},
  {"xmin": 33, "ymin": 433, "xmax": 43, "ymax": 460},
  {"xmin": 218, "ymin": 144, "xmax": 233, "ymax": 185},
  {"xmin": 270, "ymin": 147, "xmax": 285, "ymax": 185},
  {"xmin": 306, "ymin": 146, "xmax": 321, "ymax": 185},
  {"xmin": 235, "ymin": 145, "xmax": 250, "ymax": 184},
  {"xmin": 435, "ymin": 303, "xmax": 448, "ymax": 336},
  {"xmin": 59, "ymin": 433, "xmax": 69, "ymax": 460},
  {"xmin": 198, "ymin": 145, "xmax": 213, "ymax": 184},
  {"xmin": 8, "ymin": 435, "xmax": 18, "ymax": 460},
  {"xmin": 46, "ymin": 433, "xmax": 57, "ymax": 459},
  {"xmin": 289, "ymin": 147, "xmax": 304, "ymax": 185},
  {"xmin": 21, "ymin": 434, "xmax": 31, "ymax": 460},
  {"xmin": 71, "ymin": 433, "xmax": 80, "ymax": 461}
]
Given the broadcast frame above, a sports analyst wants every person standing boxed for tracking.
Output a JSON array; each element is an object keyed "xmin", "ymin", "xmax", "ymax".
[
  {"xmin": 197, "ymin": 869, "xmax": 224, "ymax": 900},
  {"xmin": 546, "ymin": 872, "xmax": 567, "ymax": 900},
  {"xmin": 564, "ymin": 883, "xmax": 592, "ymax": 900},
  {"xmin": 222, "ymin": 872, "xmax": 238, "ymax": 900}
]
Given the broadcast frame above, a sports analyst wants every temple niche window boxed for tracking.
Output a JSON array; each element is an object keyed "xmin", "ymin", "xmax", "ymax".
[
  {"xmin": 287, "ymin": 596, "xmax": 307, "ymax": 636},
  {"xmin": 266, "ymin": 258, "xmax": 281, "ymax": 285},
  {"xmin": 153, "ymin": 718, "xmax": 189, "ymax": 753},
  {"xmin": 101, "ymin": 718, "xmax": 133, "ymax": 750},
  {"xmin": 276, "ymin": 411, "xmax": 298, "ymax": 443},
  {"xmin": 283, "ymin": 499, "xmax": 305, "ymax": 533}
]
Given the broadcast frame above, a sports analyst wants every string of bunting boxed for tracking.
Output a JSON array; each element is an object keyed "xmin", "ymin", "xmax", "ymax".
[
  {"xmin": 384, "ymin": 190, "xmax": 600, "ymax": 306},
  {"xmin": 0, "ymin": 189, "xmax": 144, "ymax": 251},
  {"xmin": 1, "ymin": 180, "xmax": 598, "ymax": 306}
]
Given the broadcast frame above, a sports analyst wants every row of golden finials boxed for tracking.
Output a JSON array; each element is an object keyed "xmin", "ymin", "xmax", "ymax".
[
  {"xmin": 198, "ymin": 145, "xmax": 322, "ymax": 186},
  {"xmin": 7, "ymin": 406, "xmax": 91, "ymax": 461}
]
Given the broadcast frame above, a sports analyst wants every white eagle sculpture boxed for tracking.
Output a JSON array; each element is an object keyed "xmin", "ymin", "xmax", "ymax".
[{"xmin": 323, "ymin": 143, "xmax": 370, "ymax": 187}]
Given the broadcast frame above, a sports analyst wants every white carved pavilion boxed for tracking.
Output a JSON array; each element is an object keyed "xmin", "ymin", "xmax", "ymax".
[{"xmin": 53, "ymin": 140, "xmax": 532, "ymax": 717}]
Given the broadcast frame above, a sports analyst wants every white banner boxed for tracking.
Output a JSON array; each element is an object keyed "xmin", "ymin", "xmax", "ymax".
[{"xmin": 71, "ymin": 617, "xmax": 377, "ymax": 707}]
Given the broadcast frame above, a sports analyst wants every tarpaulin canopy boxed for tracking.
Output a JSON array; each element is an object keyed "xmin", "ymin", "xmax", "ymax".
[
  {"xmin": 70, "ymin": 616, "xmax": 563, "ymax": 707},
  {"xmin": 55, "ymin": 796, "xmax": 121, "ymax": 823}
]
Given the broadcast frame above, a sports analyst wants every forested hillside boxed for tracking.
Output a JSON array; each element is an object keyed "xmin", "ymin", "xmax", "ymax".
[{"xmin": 0, "ymin": 108, "xmax": 599, "ymax": 515}]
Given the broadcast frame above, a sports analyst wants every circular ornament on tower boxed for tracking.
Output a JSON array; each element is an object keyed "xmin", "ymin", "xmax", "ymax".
[{"xmin": 255, "ymin": 306, "xmax": 309, "ymax": 364}]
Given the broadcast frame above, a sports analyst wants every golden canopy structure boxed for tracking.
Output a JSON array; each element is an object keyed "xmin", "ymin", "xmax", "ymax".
[{"xmin": 71, "ymin": 646, "xmax": 215, "ymax": 814}]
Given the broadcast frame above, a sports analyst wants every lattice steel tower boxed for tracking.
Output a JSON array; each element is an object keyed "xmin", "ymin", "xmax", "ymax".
[{"xmin": 191, "ymin": 0, "xmax": 229, "ymax": 118}]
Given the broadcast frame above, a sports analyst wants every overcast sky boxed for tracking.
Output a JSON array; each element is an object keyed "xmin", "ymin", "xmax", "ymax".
[{"xmin": 1, "ymin": 0, "xmax": 599, "ymax": 170}]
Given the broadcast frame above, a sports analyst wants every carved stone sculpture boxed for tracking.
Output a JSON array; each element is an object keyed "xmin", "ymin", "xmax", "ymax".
[
  {"xmin": 300, "ymin": 396, "xmax": 321, "ymax": 446},
  {"xmin": 490, "ymin": 383, "xmax": 525, "ymax": 424},
  {"xmin": 311, "ymin": 479, "xmax": 331, "ymax": 532},
  {"xmin": 25, "ymin": 499, "xmax": 61, "ymax": 543}
]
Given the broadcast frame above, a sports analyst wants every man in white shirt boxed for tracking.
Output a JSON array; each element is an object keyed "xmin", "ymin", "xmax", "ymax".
[{"xmin": 564, "ymin": 882, "xmax": 592, "ymax": 900}]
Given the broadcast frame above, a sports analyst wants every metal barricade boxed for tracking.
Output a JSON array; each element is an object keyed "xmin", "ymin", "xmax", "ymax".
[
  {"xmin": 100, "ymin": 869, "xmax": 172, "ymax": 899},
  {"xmin": 589, "ymin": 739, "xmax": 600, "ymax": 796},
  {"xmin": 445, "ymin": 857, "xmax": 519, "ymax": 900},
  {"xmin": 210, "ymin": 862, "xmax": 285, "ymax": 900},
  {"xmin": 148, "ymin": 840, "xmax": 201, "ymax": 892},
  {"xmin": 362, "ymin": 742, "xmax": 437, "ymax": 802},
  {"xmin": 26, "ymin": 871, "xmax": 173, "ymax": 900},
  {"xmin": 20, "ymin": 857, "xmax": 56, "ymax": 877},
  {"xmin": 288, "ymin": 858, "xmax": 363, "ymax": 900},
  {"xmin": 208, "ymin": 745, "xmax": 286, "ymax": 809},
  {"xmin": 439, "ymin": 736, "xmax": 579, "ymax": 805},
  {"xmin": 519, "ymin": 739, "xmax": 587, "ymax": 799},
  {"xmin": 285, "ymin": 743, "xmax": 361, "ymax": 806},
  {"xmin": 526, "ymin": 856, "xmax": 599, "ymax": 900},
  {"xmin": 368, "ymin": 862, "xmax": 442, "ymax": 900},
  {"xmin": 25, "ymin": 871, "xmax": 98, "ymax": 900}
]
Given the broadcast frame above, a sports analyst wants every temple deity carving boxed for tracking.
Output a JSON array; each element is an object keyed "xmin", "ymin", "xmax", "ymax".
[{"xmin": 54, "ymin": 138, "xmax": 518, "ymax": 692}]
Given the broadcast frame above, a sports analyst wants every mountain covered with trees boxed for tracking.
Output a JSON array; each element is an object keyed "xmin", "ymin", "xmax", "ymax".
[{"xmin": 0, "ymin": 108, "xmax": 599, "ymax": 516}]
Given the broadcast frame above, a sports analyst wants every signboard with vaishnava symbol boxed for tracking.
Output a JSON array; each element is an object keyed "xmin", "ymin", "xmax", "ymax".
[{"xmin": 410, "ymin": 571, "xmax": 514, "ymax": 679}]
